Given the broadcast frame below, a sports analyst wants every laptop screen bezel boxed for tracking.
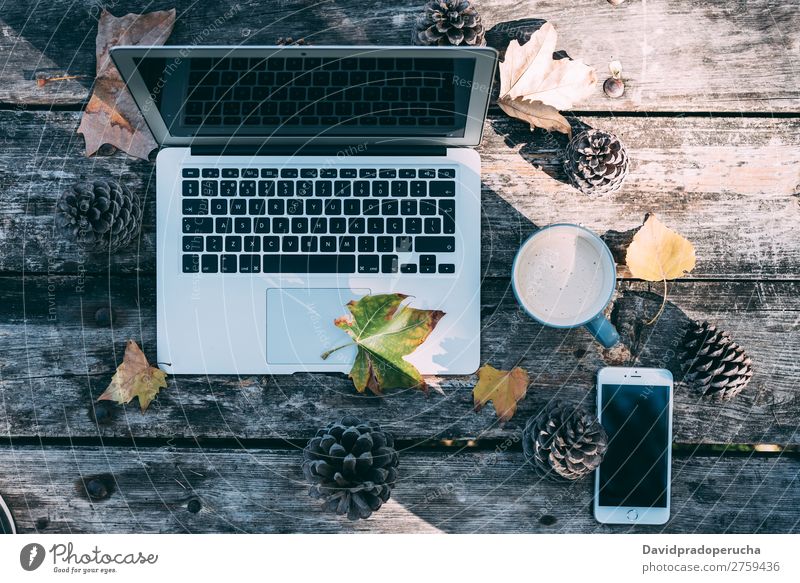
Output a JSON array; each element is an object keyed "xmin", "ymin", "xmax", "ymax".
[{"xmin": 110, "ymin": 45, "xmax": 497, "ymax": 148}]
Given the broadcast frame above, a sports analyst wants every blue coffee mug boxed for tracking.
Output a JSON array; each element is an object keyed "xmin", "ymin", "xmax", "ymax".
[{"xmin": 511, "ymin": 224, "xmax": 620, "ymax": 348}]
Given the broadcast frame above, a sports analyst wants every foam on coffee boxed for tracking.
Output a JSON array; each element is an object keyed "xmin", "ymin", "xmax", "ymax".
[{"xmin": 514, "ymin": 226, "xmax": 614, "ymax": 326}]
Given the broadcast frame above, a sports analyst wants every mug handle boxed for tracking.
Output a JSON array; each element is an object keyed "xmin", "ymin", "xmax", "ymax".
[{"xmin": 584, "ymin": 313, "xmax": 620, "ymax": 348}]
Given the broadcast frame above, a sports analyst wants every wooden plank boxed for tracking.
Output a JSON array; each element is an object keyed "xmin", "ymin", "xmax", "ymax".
[
  {"xmin": 2, "ymin": 276, "xmax": 798, "ymax": 444},
  {"xmin": 0, "ymin": 445, "xmax": 796, "ymax": 533},
  {"xmin": 0, "ymin": 1, "xmax": 797, "ymax": 111},
  {"xmin": 1, "ymin": 111, "xmax": 799, "ymax": 278}
]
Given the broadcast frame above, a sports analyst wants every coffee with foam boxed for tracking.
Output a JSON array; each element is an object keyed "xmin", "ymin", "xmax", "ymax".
[{"xmin": 514, "ymin": 226, "xmax": 615, "ymax": 327}]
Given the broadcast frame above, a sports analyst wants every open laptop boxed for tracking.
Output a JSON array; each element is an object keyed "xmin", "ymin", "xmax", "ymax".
[{"xmin": 112, "ymin": 46, "xmax": 497, "ymax": 375}]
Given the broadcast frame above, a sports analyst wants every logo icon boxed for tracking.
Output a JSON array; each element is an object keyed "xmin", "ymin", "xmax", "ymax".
[{"xmin": 20, "ymin": 543, "xmax": 46, "ymax": 571}]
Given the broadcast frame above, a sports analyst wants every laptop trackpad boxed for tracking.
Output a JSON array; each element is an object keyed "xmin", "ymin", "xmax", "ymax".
[{"xmin": 266, "ymin": 288, "xmax": 369, "ymax": 365}]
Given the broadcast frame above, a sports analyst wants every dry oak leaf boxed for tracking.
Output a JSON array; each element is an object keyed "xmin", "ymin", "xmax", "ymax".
[
  {"xmin": 497, "ymin": 22, "xmax": 596, "ymax": 138},
  {"xmin": 322, "ymin": 294, "xmax": 444, "ymax": 396},
  {"xmin": 77, "ymin": 9, "xmax": 176, "ymax": 160},
  {"xmin": 625, "ymin": 214, "xmax": 696, "ymax": 281},
  {"xmin": 98, "ymin": 340, "xmax": 167, "ymax": 412},
  {"xmin": 473, "ymin": 364, "xmax": 530, "ymax": 422}
]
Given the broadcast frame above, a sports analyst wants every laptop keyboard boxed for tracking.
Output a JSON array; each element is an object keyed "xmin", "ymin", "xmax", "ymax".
[{"xmin": 180, "ymin": 166, "xmax": 458, "ymax": 275}]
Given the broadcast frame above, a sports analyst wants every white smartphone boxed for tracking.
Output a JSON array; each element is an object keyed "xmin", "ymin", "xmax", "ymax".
[{"xmin": 594, "ymin": 366, "xmax": 674, "ymax": 525}]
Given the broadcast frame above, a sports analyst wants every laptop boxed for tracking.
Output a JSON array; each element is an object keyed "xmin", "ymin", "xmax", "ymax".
[{"xmin": 112, "ymin": 46, "xmax": 497, "ymax": 375}]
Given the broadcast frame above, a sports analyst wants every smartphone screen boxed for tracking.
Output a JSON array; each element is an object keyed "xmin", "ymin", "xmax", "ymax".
[{"xmin": 598, "ymin": 384, "xmax": 671, "ymax": 508}]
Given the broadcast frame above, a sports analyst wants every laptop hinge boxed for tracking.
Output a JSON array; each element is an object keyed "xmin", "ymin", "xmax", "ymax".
[{"xmin": 190, "ymin": 144, "xmax": 448, "ymax": 158}]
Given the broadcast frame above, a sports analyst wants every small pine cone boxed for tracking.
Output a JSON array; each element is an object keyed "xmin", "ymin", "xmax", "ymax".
[
  {"xmin": 412, "ymin": 0, "xmax": 486, "ymax": 47},
  {"xmin": 55, "ymin": 179, "xmax": 142, "ymax": 253},
  {"xmin": 276, "ymin": 37, "xmax": 308, "ymax": 46},
  {"xmin": 522, "ymin": 400, "xmax": 608, "ymax": 481},
  {"xmin": 680, "ymin": 320, "xmax": 753, "ymax": 401},
  {"xmin": 564, "ymin": 129, "xmax": 629, "ymax": 195},
  {"xmin": 302, "ymin": 416, "xmax": 399, "ymax": 521}
]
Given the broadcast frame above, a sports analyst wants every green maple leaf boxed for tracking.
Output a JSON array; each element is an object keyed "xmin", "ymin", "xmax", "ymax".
[{"xmin": 322, "ymin": 294, "xmax": 445, "ymax": 395}]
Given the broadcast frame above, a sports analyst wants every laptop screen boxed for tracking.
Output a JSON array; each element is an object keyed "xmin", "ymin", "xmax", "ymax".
[{"xmin": 132, "ymin": 53, "xmax": 477, "ymax": 139}]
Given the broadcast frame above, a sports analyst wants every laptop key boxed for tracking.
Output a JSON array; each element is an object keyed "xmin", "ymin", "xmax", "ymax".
[
  {"xmin": 334, "ymin": 181, "xmax": 352, "ymax": 197},
  {"xmin": 377, "ymin": 236, "xmax": 393, "ymax": 253},
  {"xmin": 344, "ymin": 200, "xmax": 360, "ymax": 215},
  {"xmin": 234, "ymin": 218, "xmax": 251, "ymax": 233},
  {"xmin": 182, "ymin": 168, "xmax": 200, "ymax": 178},
  {"xmin": 300, "ymin": 169, "xmax": 318, "ymax": 178},
  {"xmin": 297, "ymin": 180, "xmax": 313, "ymax": 197},
  {"xmin": 215, "ymin": 218, "xmax": 233, "ymax": 233},
  {"xmin": 311, "ymin": 218, "xmax": 328, "ymax": 233},
  {"xmin": 382, "ymin": 255, "xmax": 399, "ymax": 273},
  {"xmin": 222, "ymin": 168, "xmax": 239, "ymax": 178},
  {"xmin": 438, "ymin": 169, "xmax": 456, "ymax": 178},
  {"xmin": 183, "ymin": 218, "xmax": 213, "ymax": 233},
  {"xmin": 305, "ymin": 199, "xmax": 323, "ymax": 215},
  {"xmin": 391, "ymin": 181, "xmax": 408, "ymax": 197},
  {"xmin": 386, "ymin": 218, "xmax": 403, "ymax": 234},
  {"xmin": 363, "ymin": 200, "xmax": 380, "ymax": 216},
  {"xmin": 301, "ymin": 236, "xmax": 317, "ymax": 252},
  {"xmin": 339, "ymin": 236, "xmax": 355, "ymax": 252},
  {"xmin": 182, "ymin": 254, "xmax": 200, "ymax": 273},
  {"xmin": 280, "ymin": 168, "xmax": 298, "ymax": 178},
  {"xmin": 401, "ymin": 200, "xmax": 417, "ymax": 215},
  {"xmin": 320, "ymin": 236, "xmax": 336, "ymax": 252},
  {"xmin": 367, "ymin": 218, "xmax": 384, "ymax": 234},
  {"xmin": 419, "ymin": 169, "xmax": 436, "ymax": 178},
  {"xmin": 430, "ymin": 180, "xmax": 456, "ymax": 197},
  {"xmin": 183, "ymin": 236, "xmax": 204, "ymax": 252},
  {"xmin": 354, "ymin": 181, "xmax": 370, "ymax": 197},
  {"xmin": 320, "ymin": 168, "xmax": 337, "ymax": 178},
  {"xmin": 348, "ymin": 218, "xmax": 365, "ymax": 233},
  {"xmin": 420, "ymin": 254, "xmax": 436, "ymax": 274},
  {"xmin": 424, "ymin": 217, "xmax": 442, "ymax": 233},
  {"xmin": 379, "ymin": 169, "xmax": 397, "ymax": 178},
  {"xmin": 258, "ymin": 180, "xmax": 275, "ymax": 196},
  {"xmin": 399, "ymin": 169, "xmax": 415, "ymax": 178},
  {"xmin": 239, "ymin": 254, "xmax": 260, "ymax": 273},
  {"xmin": 221, "ymin": 181, "xmax": 237, "ymax": 196},
  {"xmin": 359, "ymin": 168, "xmax": 377, "ymax": 178},
  {"xmin": 202, "ymin": 168, "xmax": 220, "ymax": 178},
  {"xmin": 261, "ymin": 168, "xmax": 279, "ymax": 178},
  {"xmin": 439, "ymin": 263, "xmax": 455, "ymax": 274},
  {"xmin": 242, "ymin": 169, "xmax": 259, "ymax": 178},
  {"xmin": 206, "ymin": 236, "xmax": 223, "ymax": 252},
  {"xmin": 201, "ymin": 180, "xmax": 218, "ymax": 197},
  {"xmin": 255, "ymin": 218, "xmax": 270, "ymax": 233},
  {"xmin": 277, "ymin": 181, "xmax": 294, "ymax": 197},
  {"xmin": 405, "ymin": 218, "xmax": 422, "ymax": 233},
  {"xmin": 315, "ymin": 181, "xmax": 332, "ymax": 196},
  {"xmin": 221, "ymin": 255, "xmax": 237, "ymax": 273},
  {"xmin": 291, "ymin": 218, "xmax": 309, "ymax": 233},
  {"xmin": 330, "ymin": 218, "xmax": 347, "ymax": 233},
  {"xmin": 357, "ymin": 255, "xmax": 380, "ymax": 274},
  {"xmin": 272, "ymin": 218, "xmax": 290, "ymax": 233},
  {"xmin": 268, "ymin": 200, "xmax": 284, "ymax": 215},
  {"xmin": 183, "ymin": 181, "xmax": 199, "ymax": 196},
  {"xmin": 263, "ymin": 236, "xmax": 279, "ymax": 251},
  {"xmin": 225, "ymin": 236, "xmax": 242, "ymax": 252},
  {"xmin": 182, "ymin": 199, "xmax": 208, "ymax": 215},
  {"xmin": 287, "ymin": 199, "xmax": 304, "ymax": 215},
  {"xmin": 400, "ymin": 263, "xmax": 417, "ymax": 273},
  {"xmin": 201, "ymin": 254, "xmax": 218, "ymax": 273},
  {"xmin": 358, "ymin": 236, "xmax": 374, "ymax": 252},
  {"xmin": 381, "ymin": 200, "xmax": 399, "ymax": 215},
  {"xmin": 240, "ymin": 181, "xmax": 256, "ymax": 196},
  {"xmin": 282, "ymin": 236, "xmax": 299, "ymax": 252},
  {"xmin": 416, "ymin": 236, "xmax": 455, "ymax": 252},
  {"xmin": 262, "ymin": 254, "xmax": 356, "ymax": 273},
  {"xmin": 249, "ymin": 199, "xmax": 266, "ymax": 215},
  {"xmin": 396, "ymin": 236, "xmax": 413, "ymax": 252},
  {"xmin": 339, "ymin": 169, "xmax": 357, "ymax": 178},
  {"xmin": 244, "ymin": 236, "xmax": 261, "ymax": 252},
  {"xmin": 324, "ymin": 200, "xmax": 342, "ymax": 215},
  {"xmin": 230, "ymin": 200, "xmax": 247, "ymax": 215},
  {"xmin": 372, "ymin": 181, "xmax": 389, "ymax": 197},
  {"xmin": 410, "ymin": 181, "xmax": 427, "ymax": 197},
  {"xmin": 420, "ymin": 200, "xmax": 437, "ymax": 216}
]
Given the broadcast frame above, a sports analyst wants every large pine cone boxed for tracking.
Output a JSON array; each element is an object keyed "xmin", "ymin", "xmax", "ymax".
[
  {"xmin": 302, "ymin": 416, "xmax": 399, "ymax": 521},
  {"xmin": 412, "ymin": 0, "xmax": 486, "ymax": 46},
  {"xmin": 55, "ymin": 179, "xmax": 142, "ymax": 253},
  {"xmin": 522, "ymin": 400, "xmax": 608, "ymax": 481},
  {"xmin": 681, "ymin": 320, "xmax": 753, "ymax": 401},
  {"xmin": 564, "ymin": 129, "xmax": 629, "ymax": 195}
]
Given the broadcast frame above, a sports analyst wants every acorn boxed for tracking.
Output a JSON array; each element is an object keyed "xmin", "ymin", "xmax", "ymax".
[{"xmin": 603, "ymin": 60, "xmax": 625, "ymax": 98}]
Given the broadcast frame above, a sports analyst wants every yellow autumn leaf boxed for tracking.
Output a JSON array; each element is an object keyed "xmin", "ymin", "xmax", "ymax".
[
  {"xmin": 626, "ymin": 215, "xmax": 696, "ymax": 281},
  {"xmin": 98, "ymin": 340, "xmax": 167, "ymax": 412},
  {"xmin": 473, "ymin": 364, "xmax": 530, "ymax": 422}
]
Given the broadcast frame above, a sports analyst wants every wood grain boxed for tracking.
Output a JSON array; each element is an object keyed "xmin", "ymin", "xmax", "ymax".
[
  {"xmin": 2, "ymin": 275, "xmax": 797, "ymax": 444},
  {"xmin": 0, "ymin": 445, "xmax": 796, "ymax": 533},
  {"xmin": 1, "ymin": 111, "xmax": 798, "ymax": 278},
  {"xmin": 0, "ymin": 1, "xmax": 797, "ymax": 111}
]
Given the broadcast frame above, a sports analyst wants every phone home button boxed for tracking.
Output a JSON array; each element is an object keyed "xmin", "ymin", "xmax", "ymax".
[{"xmin": 626, "ymin": 509, "xmax": 639, "ymax": 521}]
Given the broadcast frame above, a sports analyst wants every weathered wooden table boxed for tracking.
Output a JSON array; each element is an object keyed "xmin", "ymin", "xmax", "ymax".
[{"xmin": 0, "ymin": 1, "xmax": 798, "ymax": 534}]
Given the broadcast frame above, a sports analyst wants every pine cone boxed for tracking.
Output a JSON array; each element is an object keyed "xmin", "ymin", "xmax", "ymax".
[
  {"xmin": 276, "ymin": 37, "xmax": 308, "ymax": 46},
  {"xmin": 564, "ymin": 129, "xmax": 629, "ymax": 195},
  {"xmin": 413, "ymin": 0, "xmax": 486, "ymax": 46},
  {"xmin": 522, "ymin": 400, "xmax": 608, "ymax": 481},
  {"xmin": 302, "ymin": 416, "xmax": 399, "ymax": 521},
  {"xmin": 55, "ymin": 179, "xmax": 142, "ymax": 253},
  {"xmin": 681, "ymin": 320, "xmax": 753, "ymax": 401}
]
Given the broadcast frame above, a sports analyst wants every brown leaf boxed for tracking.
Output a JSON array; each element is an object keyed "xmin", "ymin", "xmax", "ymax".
[
  {"xmin": 497, "ymin": 22, "xmax": 596, "ymax": 136},
  {"xmin": 77, "ymin": 9, "xmax": 176, "ymax": 160},
  {"xmin": 98, "ymin": 340, "xmax": 167, "ymax": 412},
  {"xmin": 473, "ymin": 364, "xmax": 530, "ymax": 422}
]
